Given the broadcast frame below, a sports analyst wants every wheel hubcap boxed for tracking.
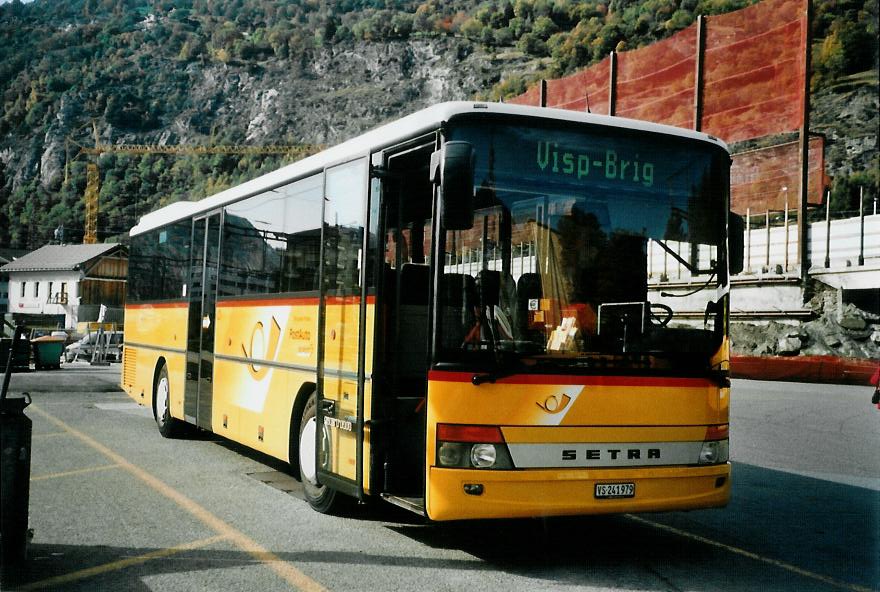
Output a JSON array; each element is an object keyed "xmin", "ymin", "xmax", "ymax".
[
  {"xmin": 300, "ymin": 416, "xmax": 317, "ymax": 484},
  {"xmin": 156, "ymin": 377, "xmax": 169, "ymax": 424}
]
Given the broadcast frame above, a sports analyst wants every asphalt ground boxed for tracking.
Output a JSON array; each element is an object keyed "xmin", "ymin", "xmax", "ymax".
[{"xmin": 1, "ymin": 366, "xmax": 877, "ymax": 591}]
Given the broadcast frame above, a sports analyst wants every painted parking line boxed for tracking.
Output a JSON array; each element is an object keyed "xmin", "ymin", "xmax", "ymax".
[
  {"xmin": 19, "ymin": 534, "xmax": 229, "ymax": 591},
  {"xmin": 30, "ymin": 464, "xmax": 121, "ymax": 482},
  {"xmin": 29, "ymin": 403, "xmax": 328, "ymax": 592},
  {"xmin": 31, "ymin": 432, "xmax": 69, "ymax": 439},
  {"xmin": 626, "ymin": 514, "xmax": 874, "ymax": 592}
]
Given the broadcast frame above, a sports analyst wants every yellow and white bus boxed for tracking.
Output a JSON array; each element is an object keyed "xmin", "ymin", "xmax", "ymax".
[{"xmin": 122, "ymin": 102, "xmax": 742, "ymax": 519}]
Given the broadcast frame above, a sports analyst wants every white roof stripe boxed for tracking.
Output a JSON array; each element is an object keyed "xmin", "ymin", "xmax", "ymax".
[{"xmin": 130, "ymin": 101, "xmax": 728, "ymax": 236}]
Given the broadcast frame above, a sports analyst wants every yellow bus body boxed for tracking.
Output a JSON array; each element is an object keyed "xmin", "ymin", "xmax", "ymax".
[
  {"xmin": 123, "ymin": 298, "xmax": 375, "ymax": 493},
  {"xmin": 123, "ymin": 303, "xmax": 188, "ymax": 420},
  {"xmin": 425, "ymin": 371, "xmax": 729, "ymax": 520},
  {"xmin": 121, "ymin": 103, "xmax": 734, "ymax": 522},
  {"xmin": 124, "ymin": 299, "xmax": 729, "ymax": 521}
]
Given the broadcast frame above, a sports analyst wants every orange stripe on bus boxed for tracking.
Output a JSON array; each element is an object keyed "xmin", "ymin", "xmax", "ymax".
[
  {"xmin": 217, "ymin": 295, "xmax": 375, "ymax": 308},
  {"xmin": 126, "ymin": 302, "xmax": 187, "ymax": 310},
  {"xmin": 428, "ymin": 370, "xmax": 713, "ymax": 388}
]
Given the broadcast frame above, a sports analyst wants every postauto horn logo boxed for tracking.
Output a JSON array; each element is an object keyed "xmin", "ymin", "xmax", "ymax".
[
  {"xmin": 536, "ymin": 393, "xmax": 573, "ymax": 414},
  {"xmin": 242, "ymin": 317, "xmax": 282, "ymax": 380}
]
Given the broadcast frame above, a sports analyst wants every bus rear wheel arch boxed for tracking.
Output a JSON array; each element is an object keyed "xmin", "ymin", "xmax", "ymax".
[
  {"xmin": 297, "ymin": 392, "xmax": 348, "ymax": 514},
  {"xmin": 287, "ymin": 382, "xmax": 316, "ymax": 480},
  {"xmin": 154, "ymin": 360, "xmax": 184, "ymax": 438}
]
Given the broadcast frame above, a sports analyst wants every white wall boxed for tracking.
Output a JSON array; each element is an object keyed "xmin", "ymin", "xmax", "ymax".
[{"xmin": 7, "ymin": 270, "xmax": 83, "ymax": 328}]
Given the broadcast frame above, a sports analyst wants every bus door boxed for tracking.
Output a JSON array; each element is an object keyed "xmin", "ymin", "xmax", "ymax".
[
  {"xmin": 372, "ymin": 138, "xmax": 437, "ymax": 509},
  {"xmin": 316, "ymin": 158, "xmax": 370, "ymax": 499},
  {"xmin": 184, "ymin": 211, "xmax": 221, "ymax": 430}
]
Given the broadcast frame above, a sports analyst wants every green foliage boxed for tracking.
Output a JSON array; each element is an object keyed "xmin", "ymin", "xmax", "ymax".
[
  {"xmin": 481, "ymin": 73, "xmax": 528, "ymax": 101},
  {"xmin": 829, "ymin": 160, "xmax": 880, "ymax": 215},
  {"xmin": 0, "ymin": 0, "xmax": 875, "ymax": 249},
  {"xmin": 813, "ymin": 15, "xmax": 877, "ymax": 89}
]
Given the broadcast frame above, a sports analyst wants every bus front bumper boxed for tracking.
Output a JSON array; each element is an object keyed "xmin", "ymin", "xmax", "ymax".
[{"xmin": 426, "ymin": 463, "xmax": 730, "ymax": 521}]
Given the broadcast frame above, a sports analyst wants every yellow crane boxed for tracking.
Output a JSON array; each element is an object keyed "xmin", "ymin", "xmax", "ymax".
[{"xmin": 68, "ymin": 123, "xmax": 319, "ymax": 243}]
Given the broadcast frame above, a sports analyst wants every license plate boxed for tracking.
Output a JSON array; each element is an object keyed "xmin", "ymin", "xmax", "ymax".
[{"xmin": 594, "ymin": 483, "xmax": 635, "ymax": 499}]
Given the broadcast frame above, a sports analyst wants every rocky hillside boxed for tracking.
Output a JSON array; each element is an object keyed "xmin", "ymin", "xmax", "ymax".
[{"xmin": 0, "ymin": 0, "xmax": 876, "ymax": 248}]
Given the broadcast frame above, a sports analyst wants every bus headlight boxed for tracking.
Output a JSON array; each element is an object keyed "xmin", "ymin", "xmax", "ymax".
[
  {"xmin": 698, "ymin": 424, "xmax": 729, "ymax": 465},
  {"xmin": 438, "ymin": 442, "xmax": 467, "ymax": 467},
  {"xmin": 436, "ymin": 424, "xmax": 513, "ymax": 469},
  {"xmin": 470, "ymin": 443, "xmax": 497, "ymax": 468},
  {"xmin": 698, "ymin": 439, "xmax": 729, "ymax": 464}
]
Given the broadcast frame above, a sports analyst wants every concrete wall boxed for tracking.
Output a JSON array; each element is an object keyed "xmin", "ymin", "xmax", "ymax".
[{"xmin": 7, "ymin": 270, "xmax": 83, "ymax": 329}]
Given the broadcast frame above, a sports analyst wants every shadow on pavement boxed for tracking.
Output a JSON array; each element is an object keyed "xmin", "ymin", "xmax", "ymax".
[{"xmin": 386, "ymin": 462, "xmax": 876, "ymax": 591}]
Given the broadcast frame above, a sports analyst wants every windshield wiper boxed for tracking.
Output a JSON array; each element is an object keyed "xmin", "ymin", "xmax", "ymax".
[
  {"xmin": 660, "ymin": 273, "xmax": 716, "ymax": 298},
  {"xmin": 472, "ymin": 357, "xmax": 525, "ymax": 385},
  {"xmin": 472, "ymin": 369, "xmax": 519, "ymax": 385},
  {"xmin": 654, "ymin": 240, "xmax": 715, "ymax": 275}
]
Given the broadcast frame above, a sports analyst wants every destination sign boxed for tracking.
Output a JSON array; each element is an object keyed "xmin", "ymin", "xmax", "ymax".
[{"xmin": 535, "ymin": 141, "xmax": 655, "ymax": 187}]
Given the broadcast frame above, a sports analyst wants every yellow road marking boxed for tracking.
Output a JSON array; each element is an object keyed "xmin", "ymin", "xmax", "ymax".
[
  {"xmin": 19, "ymin": 534, "xmax": 229, "ymax": 591},
  {"xmin": 31, "ymin": 431, "xmax": 69, "ymax": 439},
  {"xmin": 626, "ymin": 514, "xmax": 874, "ymax": 592},
  {"xmin": 29, "ymin": 404, "xmax": 328, "ymax": 592},
  {"xmin": 31, "ymin": 464, "xmax": 121, "ymax": 482}
]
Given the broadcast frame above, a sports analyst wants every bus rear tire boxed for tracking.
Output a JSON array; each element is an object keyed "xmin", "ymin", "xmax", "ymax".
[
  {"xmin": 155, "ymin": 363, "xmax": 183, "ymax": 438},
  {"xmin": 298, "ymin": 393, "xmax": 343, "ymax": 513}
]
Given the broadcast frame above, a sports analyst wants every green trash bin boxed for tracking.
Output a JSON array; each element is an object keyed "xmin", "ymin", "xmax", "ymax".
[{"xmin": 31, "ymin": 337, "xmax": 63, "ymax": 370}]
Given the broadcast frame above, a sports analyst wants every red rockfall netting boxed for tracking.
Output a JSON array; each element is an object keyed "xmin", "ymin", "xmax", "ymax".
[
  {"xmin": 547, "ymin": 57, "xmax": 611, "ymax": 114},
  {"xmin": 703, "ymin": 0, "xmax": 806, "ymax": 144},
  {"xmin": 616, "ymin": 26, "xmax": 697, "ymax": 128},
  {"xmin": 731, "ymin": 136, "xmax": 827, "ymax": 213},
  {"xmin": 508, "ymin": 84, "xmax": 542, "ymax": 107},
  {"xmin": 509, "ymin": 0, "xmax": 807, "ymax": 146}
]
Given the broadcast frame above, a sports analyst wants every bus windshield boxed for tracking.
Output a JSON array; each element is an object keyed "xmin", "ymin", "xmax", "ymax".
[{"xmin": 437, "ymin": 119, "xmax": 730, "ymax": 368}]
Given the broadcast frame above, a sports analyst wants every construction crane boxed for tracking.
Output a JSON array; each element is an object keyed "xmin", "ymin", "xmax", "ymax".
[{"xmin": 68, "ymin": 122, "xmax": 320, "ymax": 243}]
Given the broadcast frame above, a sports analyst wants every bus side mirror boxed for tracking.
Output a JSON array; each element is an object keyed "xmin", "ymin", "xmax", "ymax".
[
  {"xmin": 431, "ymin": 141, "xmax": 474, "ymax": 231},
  {"xmin": 728, "ymin": 212, "xmax": 744, "ymax": 276}
]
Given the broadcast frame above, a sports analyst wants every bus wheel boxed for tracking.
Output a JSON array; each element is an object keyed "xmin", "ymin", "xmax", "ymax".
[
  {"xmin": 298, "ymin": 394, "xmax": 340, "ymax": 513},
  {"xmin": 155, "ymin": 363, "xmax": 183, "ymax": 438}
]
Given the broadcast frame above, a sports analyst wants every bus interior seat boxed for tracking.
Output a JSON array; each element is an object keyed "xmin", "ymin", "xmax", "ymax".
[
  {"xmin": 383, "ymin": 264, "xmax": 431, "ymax": 498},
  {"xmin": 515, "ymin": 272, "xmax": 542, "ymax": 330},
  {"xmin": 477, "ymin": 269, "xmax": 516, "ymax": 340},
  {"xmin": 439, "ymin": 273, "xmax": 476, "ymax": 349},
  {"xmin": 396, "ymin": 263, "xmax": 430, "ymax": 378},
  {"xmin": 476, "ymin": 269, "xmax": 501, "ymax": 307}
]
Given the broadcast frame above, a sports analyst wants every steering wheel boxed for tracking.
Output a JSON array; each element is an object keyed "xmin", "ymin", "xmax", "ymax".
[{"xmin": 649, "ymin": 303, "xmax": 673, "ymax": 327}]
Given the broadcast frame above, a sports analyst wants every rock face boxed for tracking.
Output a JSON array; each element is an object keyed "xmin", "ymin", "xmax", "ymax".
[
  {"xmin": 5, "ymin": 37, "xmax": 536, "ymax": 193},
  {"xmin": 811, "ymin": 84, "xmax": 879, "ymax": 179},
  {"xmin": 731, "ymin": 283, "xmax": 880, "ymax": 359}
]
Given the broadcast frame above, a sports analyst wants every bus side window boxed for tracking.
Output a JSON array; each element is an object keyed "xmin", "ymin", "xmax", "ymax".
[
  {"xmin": 324, "ymin": 160, "xmax": 368, "ymax": 297},
  {"xmin": 221, "ymin": 174, "xmax": 323, "ymax": 296}
]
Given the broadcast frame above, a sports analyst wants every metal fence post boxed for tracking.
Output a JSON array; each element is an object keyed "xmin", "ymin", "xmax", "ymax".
[
  {"xmin": 859, "ymin": 186, "xmax": 865, "ymax": 266},
  {"xmin": 745, "ymin": 208, "xmax": 751, "ymax": 273},
  {"xmin": 784, "ymin": 196, "xmax": 790, "ymax": 272},
  {"xmin": 824, "ymin": 189, "xmax": 831, "ymax": 268}
]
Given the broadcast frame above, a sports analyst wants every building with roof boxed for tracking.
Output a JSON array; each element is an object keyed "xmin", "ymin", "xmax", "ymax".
[
  {"xmin": 0, "ymin": 248, "xmax": 29, "ymax": 315},
  {"xmin": 0, "ymin": 243, "xmax": 128, "ymax": 330}
]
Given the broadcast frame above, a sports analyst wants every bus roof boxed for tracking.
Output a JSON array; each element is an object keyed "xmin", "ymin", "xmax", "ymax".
[{"xmin": 130, "ymin": 101, "xmax": 729, "ymax": 237}]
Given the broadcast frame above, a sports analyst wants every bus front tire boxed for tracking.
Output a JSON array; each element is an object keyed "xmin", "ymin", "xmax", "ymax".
[
  {"xmin": 155, "ymin": 363, "xmax": 183, "ymax": 438},
  {"xmin": 298, "ymin": 394, "xmax": 343, "ymax": 514}
]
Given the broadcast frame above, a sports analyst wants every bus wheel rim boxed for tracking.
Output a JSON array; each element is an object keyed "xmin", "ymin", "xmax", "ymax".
[
  {"xmin": 300, "ymin": 416, "xmax": 318, "ymax": 484},
  {"xmin": 156, "ymin": 376, "xmax": 169, "ymax": 423}
]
